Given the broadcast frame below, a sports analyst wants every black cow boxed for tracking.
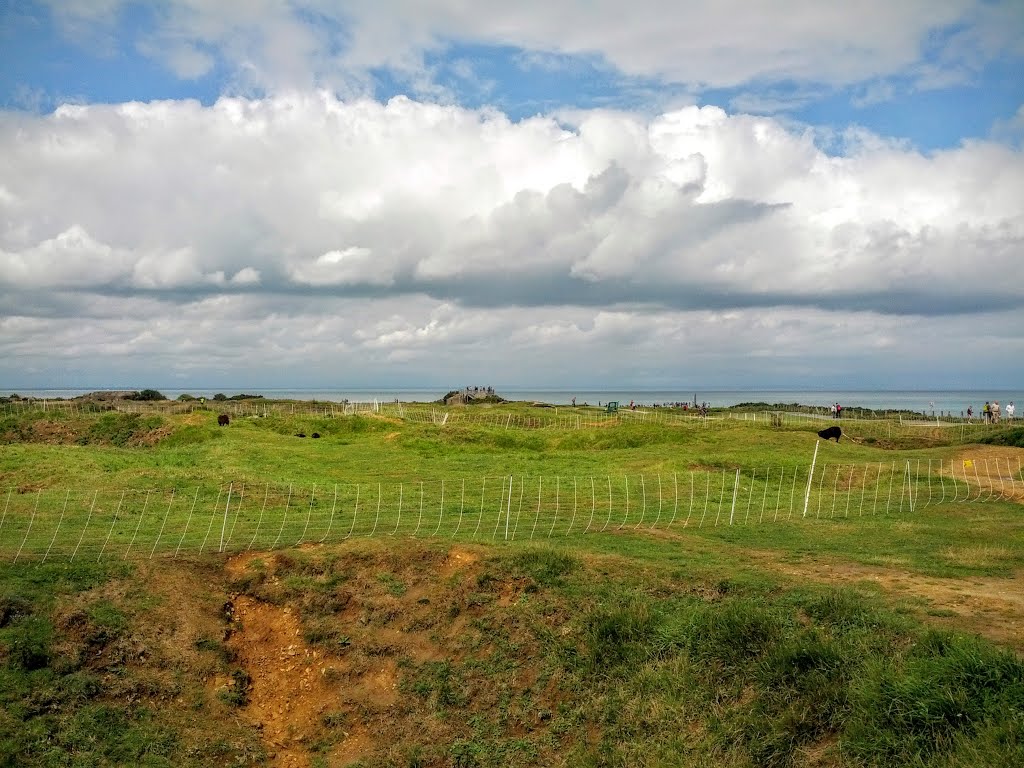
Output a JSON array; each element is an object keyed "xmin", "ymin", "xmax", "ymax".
[
  {"xmin": 311, "ymin": 433, "xmax": 321, "ymax": 439},
  {"xmin": 818, "ymin": 425, "xmax": 841, "ymax": 442},
  {"xmin": 218, "ymin": 414, "xmax": 229, "ymax": 427}
]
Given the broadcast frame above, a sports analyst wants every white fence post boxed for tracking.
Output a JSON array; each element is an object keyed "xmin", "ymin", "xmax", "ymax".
[
  {"xmin": 803, "ymin": 441, "xmax": 820, "ymax": 518},
  {"xmin": 219, "ymin": 484, "xmax": 233, "ymax": 553},
  {"xmin": 729, "ymin": 468, "xmax": 739, "ymax": 525}
]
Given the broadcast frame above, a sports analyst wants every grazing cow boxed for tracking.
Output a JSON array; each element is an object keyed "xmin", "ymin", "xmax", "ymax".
[
  {"xmin": 311, "ymin": 433, "xmax": 321, "ymax": 439},
  {"xmin": 818, "ymin": 425, "xmax": 841, "ymax": 442},
  {"xmin": 295, "ymin": 432, "xmax": 306, "ymax": 438},
  {"xmin": 218, "ymin": 414, "xmax": 229, "ymax": 427}
]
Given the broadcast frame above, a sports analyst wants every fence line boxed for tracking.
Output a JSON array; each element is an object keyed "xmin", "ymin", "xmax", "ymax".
[
  {"xmin": 5, "ymin": 397, "xmax": 1016, "ymax": 436},
  {"xmin": 1, "ymin": 457, "xmax": 1020, "ymax": 563}
]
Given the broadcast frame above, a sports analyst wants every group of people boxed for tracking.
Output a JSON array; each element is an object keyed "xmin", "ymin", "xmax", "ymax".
[
  {"xmin": 830, "ymin": 402, "xmax": 843, "ymax": 418},
  {"xmin": 978, "ymin": 399, "xmax": 1011, "ymax": 423},
  {"xmin": 969, "ymin": 401, "xmax": 1016, "ymax": 423}
]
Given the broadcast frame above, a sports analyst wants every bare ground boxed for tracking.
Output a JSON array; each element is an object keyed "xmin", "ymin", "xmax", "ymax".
[{"xmin": 222, "ymin": 545, "xmax": 509, "ymax": 767}]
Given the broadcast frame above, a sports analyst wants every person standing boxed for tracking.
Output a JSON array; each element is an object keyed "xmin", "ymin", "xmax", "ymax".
[
  {"xmin": 967, "ymin": 406, "xmax": 973, "ymax": 421},
  {"xmin": 993, "ymin": 401, "xmax": 1001, "ymax": 424},
  {"xmin": 984, "ymin": 402, "xmax": 991, "ymax": 422},
  {"xmin": 1006, "ymin": 401, "xmax": 1015, "ymax": 421}
]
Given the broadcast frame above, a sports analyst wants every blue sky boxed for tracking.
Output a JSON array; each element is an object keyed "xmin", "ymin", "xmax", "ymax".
[
  {"xmin": 0, "ymin": 1, "xmax": 1022, "ymax": 391},
  {"xmin": 4, "ymin": 2, "xmax": 1021, "ymax": 147}
]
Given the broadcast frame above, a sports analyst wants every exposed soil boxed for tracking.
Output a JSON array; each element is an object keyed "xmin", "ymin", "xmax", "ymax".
[
  {"xmin": 222, "ymin": 545, "xmax": 505, "ymax": 767},
  {"xmin": 224, "ymin": 595, "xmax": 352, "ymax": 768},
  {"xmin": 127, "ymin": 424, "xmax": 175, "ymax": 447},
  {"xmin": 0, "ymin": 416, "xmax": 177, "ymax": 447}
]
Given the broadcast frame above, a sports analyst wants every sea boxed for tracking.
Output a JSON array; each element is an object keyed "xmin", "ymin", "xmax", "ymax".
[{"xmin": 5, "ymin": 388, "xmax": 1020, "ymax": 417}]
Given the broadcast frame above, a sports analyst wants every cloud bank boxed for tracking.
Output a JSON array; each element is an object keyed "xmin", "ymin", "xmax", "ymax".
[
  {"xmin": 1, "ymin": 2, "xmax": 1022, "ymax": 390},
  {"xmin": 43, "ymin": 0, "xmax": 1020, "ymax": 95},
  {"xmin": 2, "ymin": 95, "xmax": 1021, "ymax": 307}
]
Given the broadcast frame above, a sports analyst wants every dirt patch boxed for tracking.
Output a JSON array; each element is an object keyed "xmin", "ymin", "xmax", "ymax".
[
  {"xmin": 223, "ymin": 546, "xmax": 483, "ymax": 766},
  {"xmin": 941, "ymin": 446, "xmax": 1024, "ymax": 504},
  {"xmin": 226, "ymin": 595, "xmax": 367, "ymax": 767},
  {"xmin": 437, "ymin": 546, "xmax": 480, "ymax": 578},
  {"xmin": 29, "ymin": 419, "xmax": 79, "ymax": 444},
  {"xmin": 128, "ymin": 424, "xmax": 175, "ymax": 447}
]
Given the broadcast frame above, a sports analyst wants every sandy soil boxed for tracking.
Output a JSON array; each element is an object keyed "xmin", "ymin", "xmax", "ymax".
[{"xmin": 223, "ymin": 547, "xmax": 487, "ymax": 767}]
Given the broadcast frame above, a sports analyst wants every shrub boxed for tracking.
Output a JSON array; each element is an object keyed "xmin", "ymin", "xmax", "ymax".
[
  {"xmin": 976, "ymin": 427, "xmax": 1024, "ymax": 448},
  {"xmin": 126, "ymin": 389, "xmax": 166, "ymax": 401}
]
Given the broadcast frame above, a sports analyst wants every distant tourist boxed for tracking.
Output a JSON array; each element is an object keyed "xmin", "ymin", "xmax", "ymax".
[
  {"xmin": 1006, "ymin": 401, "xmax": 1015, "ymax": 421},
  {"xmin": 984, "ymin": 402, "xmax": 991, "ymax": 422},
  {"xmin": 966, "ymin": 406, "xmax": 973, "ymax": 421},
  {"xmin": 992, "ymin": 401, "xmax": 1000, "ymax": 424}
]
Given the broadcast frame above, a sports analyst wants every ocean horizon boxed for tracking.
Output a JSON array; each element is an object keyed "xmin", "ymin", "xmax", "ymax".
[{"xmin": 4, "ymin": 387, "xmax": 1020, "ymax": 416}]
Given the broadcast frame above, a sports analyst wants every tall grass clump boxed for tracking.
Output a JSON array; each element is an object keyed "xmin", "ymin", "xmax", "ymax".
[
  {"xmin": 507, "ymin": 548, "xmax": 579, "ymax": 586},
  {"xmin": 846, "ymin": 631, "xmax": 1024, "ymax": 764}
]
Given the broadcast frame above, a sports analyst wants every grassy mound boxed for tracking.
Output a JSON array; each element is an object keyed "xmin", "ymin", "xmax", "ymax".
[{"xmin": 4, "ymin": 540, "xmax": 1021, "ymax": 767}]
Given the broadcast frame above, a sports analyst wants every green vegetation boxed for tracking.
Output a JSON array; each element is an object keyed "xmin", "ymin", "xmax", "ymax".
[
  {"xmin": 127, "ymin": 389, "xmax": 167, "ymax": 402},
  {"xmin": 0, "ymin": 400, "xmax": 1021, "ymax": 765},
  {"xmin": 977, "ymin": 426, "xmax": 1024, "ymax": 447},
  {"xmin": 0, "ymin": 560, "xmax": 264, "ymax": 766}
]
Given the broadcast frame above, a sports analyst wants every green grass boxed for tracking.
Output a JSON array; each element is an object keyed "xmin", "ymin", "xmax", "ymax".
[
  {"xmin": 0, "ymin": 402, "xmax": 1022, "ymax": 766},
  {"xmin": 216, "ymin": 540, "xmax": 1023, "ymax": 767},
  {"xmin": 0, "ymin": 559, "xmax": 265, "ymax": 767}
]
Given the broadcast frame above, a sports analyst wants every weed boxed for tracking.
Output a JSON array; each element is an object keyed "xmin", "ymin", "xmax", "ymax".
[
  {"xmin": 218, "ymin": 668, "xmax": 252, "ymax": 707},
  {"xmin": 584, "ymin": 597, "xmax": 655, "ymax": 669},
  {"xmin": 302, "ymin": 619, "xmax": 351, "ymax": 649},
  {"xmin": 377, "ymin": 572, "xmax": 407, "ymax": 597}
]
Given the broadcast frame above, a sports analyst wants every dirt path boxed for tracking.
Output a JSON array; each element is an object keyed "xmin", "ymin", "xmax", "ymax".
[
  {"xmin": 742, "ymin": 549, "xmax": 1024, "ymax": 652},
  {"xmin": 643, "ymin": 518, "xmax": 1024, "ymax": 654}
]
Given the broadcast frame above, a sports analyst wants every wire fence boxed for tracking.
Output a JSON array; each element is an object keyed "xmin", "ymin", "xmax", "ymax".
[
  {"xmin": 3, "ymin": 398, "xmax": 1016, "ymax": 439},
  {"xmin": 0, "ymin": 398, "xmax": 388, "ymax": 419},
  {"xmin": 2, "ymin": 457, "xmax": 1019, "ymax": 563}
]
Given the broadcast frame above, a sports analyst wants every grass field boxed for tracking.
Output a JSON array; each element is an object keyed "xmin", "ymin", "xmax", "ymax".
[{"xmin": 1, "ymin": 400, "xmax": 1022, "ymax": 766}]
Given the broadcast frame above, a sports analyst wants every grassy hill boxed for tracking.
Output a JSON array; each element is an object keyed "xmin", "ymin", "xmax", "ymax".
[{"xmin": 1, "ymin": 402, "xmax": 1022, "ymax": 766}]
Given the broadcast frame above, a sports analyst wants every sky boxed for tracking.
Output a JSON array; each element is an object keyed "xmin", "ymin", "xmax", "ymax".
[{"xmin": 1, "ymin": 1, "xmax": 1023, "ymax": 392}]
